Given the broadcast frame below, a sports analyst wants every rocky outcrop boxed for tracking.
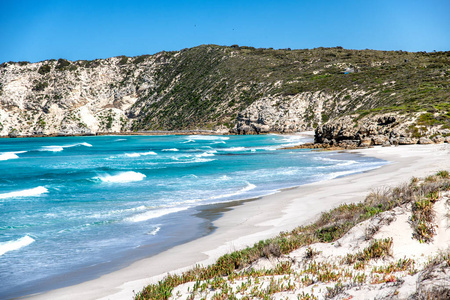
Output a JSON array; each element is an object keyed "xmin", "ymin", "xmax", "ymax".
[
  {"xmin": 315, "ymin": 113, "xmax": 450, "ymax": 147},
  {"xmin": 0, "ymin": 56, "xmax": 156, "ymax": 136},
  {"xmin": 231, "ymin": 92, "xmax": 330, "ymax": 134}
]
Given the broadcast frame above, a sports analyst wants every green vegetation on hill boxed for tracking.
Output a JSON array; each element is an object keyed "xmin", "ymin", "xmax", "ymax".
[
  {"xmin": 1, "ymin": 45, "xmax": 448, "ymax": 132},
  {"xmin": 127, "ymin": 45, "xmax": 449, "ymax": 131}
]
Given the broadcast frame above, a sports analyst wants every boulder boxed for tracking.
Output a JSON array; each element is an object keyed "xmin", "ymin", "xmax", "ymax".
[
  {"xmin": 398, "ymin": 137, "xmax": 418, "ymax": 145},
  {"xmin": 338, "ymin": 140, "xmax": 359, "ymax": 148},
  {"xmin": 445, "ymin": 136, "xmax": 450, "ymax": 143},
  {"xmin": 389, "ymin": 138, "xmax": 399, "ymax": 146},
  {"xmin": 372, "ymin": 135, "xmax": 388, "ymax": 145},
  {"xmin": 359, "ymin": 137, "xmax": 372, "ymax": 147},
  {"xmin": 433, "ymin": 135, "xmax": 445, "ymax": 144},
  {"xmin": 419, "ymin": 137, "xmax": 434, "ymax": 144}
]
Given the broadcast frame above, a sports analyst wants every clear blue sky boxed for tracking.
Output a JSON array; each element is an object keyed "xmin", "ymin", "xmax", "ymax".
[{"xmin": 1, "ymin": 0, "xmax": 449, "ymax": 63}]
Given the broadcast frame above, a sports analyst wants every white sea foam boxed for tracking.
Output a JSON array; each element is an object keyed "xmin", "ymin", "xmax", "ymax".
[
  {"xmin": 314, "ymin": 157, "xmax": 357, "ymax": 168},
  {"xmin": 40, "ymin": 146, "xmax": 64, "ymax": 152},
  {"xmin": 0, "ymin": 235, "xmax": 35, "ymax": 256},
  {"xmin": 87, "ymin": 205, "xmax": 147, "ymax": 219},
  {"xmin": 209, "ymin": 182, "xmax": 256, "ymax": 200},
  {"xmin": 148, "ymin": 226, "xmax": 161, "ymax": 235},
  {"xmin": 39, "ymin": 142, "xmax": 92, "ymax": 152},
  {"xmin": 125, "ymin": 207, "xmax": 187, "ymax": 223},
  {"xmin": 114, "ymin": 138, "xmax": 127, "ymax": 142},
  {"xmin": 76, "ymin": 142, "xmax": 93, "ymax": 147},
  {"xmin": 183, "ymin": 174, "xmax": 199, "ymax": 179},
  {"xmin": 0, "ymin": 152, "xmax": 19, "ymax": 161},
  {"xmin": 162, "ymin": 148, "xmax": 179, "ymax": 151},
  {"xmin": 0, "ymin": 186, "xmax": 48, "ymax": 199},
  {"xmin": 195, "ymin": 150, "xmax": 216, "ymax": 157},
  {"xmin": 186, "ymin": 135, "xmax": 229, "ymax": 141},
  {"xmin": 96, "ymin": 171, "xmax": 146, "ymax": 183},
  {"xmin": 181, "ymin": 139, "xmax": 196, "ymax": 143},
  {"xmin": 125, "ymin": 151, "xmax": 157, "ymax": 158},
  {"xmin": 219, "ymin": 147, "xmax": 247, "ymax": 152},
  {"xmin": 0, "ymin": 151, "xmax": 26, "ymax": 161},
  {"xmin": 276, "ymin": 134, "xmax": 313, "ymax": 148},
  {"xmin": 140, "ymin": 151, "xmax": 157, "ymax": 156}
]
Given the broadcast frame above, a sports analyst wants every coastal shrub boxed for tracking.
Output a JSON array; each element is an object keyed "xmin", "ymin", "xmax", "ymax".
[
  {"xmin": 135, "ymin": 173, "xmax": 450, "ymax": 300},
  {"xmin": 56, "ymin": 58, "xmax": 71, "ymax": 70},
  {"xmin": 436, "ymin": 170, "xmax": 450, "ymax": 179},
  {"xmin": 38, "ymin": 64, "xmax": 51, "ymax": 75},
  {"xmin": 118, "ymin": 56, "xmax": 128, "ymax": 65},
  {"xmin": 411, "ymin": 199, "xmax": 436, "ymax": 243},
  {"xmin": 325, "ymin": 282, "xmax": 346, "ymax": 299},
  {"xmin": 33, "ymin": 81, "xmax": 48, "ymax": 91},
  {"xmin": 344, "ymin": 238, "xmax": 393, "ymax": 264}
]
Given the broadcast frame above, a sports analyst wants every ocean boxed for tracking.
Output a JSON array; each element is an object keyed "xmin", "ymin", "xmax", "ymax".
[{"xmin": 0, "ymin": 134, "xmax": 387, "ymax": 298}]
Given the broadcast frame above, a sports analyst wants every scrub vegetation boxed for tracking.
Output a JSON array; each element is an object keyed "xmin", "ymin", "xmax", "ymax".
[{"xmin": 135, "ymin": 171, "xmax": 450, "ymax": 299}]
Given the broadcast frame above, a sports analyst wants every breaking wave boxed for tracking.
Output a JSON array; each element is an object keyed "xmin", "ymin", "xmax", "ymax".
[
  {"xmin": 0, "ymin": 186, "xmax": 48, "ymax": 199},
  {"xmin": 125, "ymin": 207, "xmax": 187, "ymax": 223},
  {"xmin": 209, "ymin": 182, "xmax": 256, "ymax": 200},
  {"xmin": 39, "ymin": 142, "xmax": 92, "ymax": 152},
  {"xmin": 95, "ymin": 171, "xmax": 146, "ymax": 183},
  {"xmin": 0, "ymin": 151, "xmax": 26, "ymax": 161},
  {"xmin": 125, "ymin": 151, "xmax": 157, "ymax": 158},
  {"xmin": 0, "ymin": 236, "xmax": 35, "ymax": 256}
]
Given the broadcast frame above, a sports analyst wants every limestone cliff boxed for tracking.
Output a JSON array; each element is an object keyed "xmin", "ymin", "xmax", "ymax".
[{"xmin": 0, "ymin": 45, "xmax": 448, "ymax": 137}]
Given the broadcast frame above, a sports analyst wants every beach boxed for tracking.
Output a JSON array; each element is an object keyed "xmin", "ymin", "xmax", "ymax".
[{"xmin": 27, "ymin": 143, "xmax": 450, "ymax": 300}]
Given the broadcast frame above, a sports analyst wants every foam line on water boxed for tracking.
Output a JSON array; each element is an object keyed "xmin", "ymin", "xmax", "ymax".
[
  {"xmin": 0, "ymin": 235, "xmax": 35, "ymax": 256},
  {"xmin": 0, "ymin": 186, "xmax": 48, "ymax": 199},
  {"xmin": 162, "ymin": 148, "xmax": 179, "ymax": 151},
  {"xmin": 218, "ymin": 147, "xmax": 247, "ymax": 152},
  {"xmin": 195, "ymin": 150, "xmax": 216, "ymax": 157},
  {"xmin": 39, "ymin": 142, "xmax": 92, "ymax": 152},
  {"xmin": 148, "ymin": 226, "xmax": 161, "ymax": 236},
  {"xmin": 167, "ymin": 158, "xmax": 215, "ymax": 164},
  {"xmin": 209, "ymin": 182, "xmax": 256, "ymax": 200},
  {"xmin": 186, "ymin": 135, "xmax": 229, "ymax": 141},
  {"xmin": 125, "ymin": 207, "xmax": 188, "ymax": 223},
  {"xmin": 125, "ymin": 151, "xmax": 157, "ymax": 158},
  {"xmin": 95, "ymin": 171, "xmax": 146, "ymax": 183}
]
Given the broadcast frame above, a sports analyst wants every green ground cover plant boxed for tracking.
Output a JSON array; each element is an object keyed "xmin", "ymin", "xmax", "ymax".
[{"xmin": 135, "ymin": 171, "xmax": 450, "ymax": 300}]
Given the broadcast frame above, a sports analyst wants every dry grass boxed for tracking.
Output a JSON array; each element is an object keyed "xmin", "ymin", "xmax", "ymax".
[{"xmin": 135, "ymin": 171, "xmax": 450, "ymax": 300}]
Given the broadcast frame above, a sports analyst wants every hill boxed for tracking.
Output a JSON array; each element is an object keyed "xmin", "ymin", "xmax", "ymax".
[{"xmin": 0, "ymin": 45, "xmax": 448, "ymax": 139}]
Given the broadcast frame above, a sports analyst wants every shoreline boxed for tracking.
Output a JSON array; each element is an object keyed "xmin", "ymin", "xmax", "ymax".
[{"xmin": 26, "ymin": 143, "xmax": 450, "ymax": 300}]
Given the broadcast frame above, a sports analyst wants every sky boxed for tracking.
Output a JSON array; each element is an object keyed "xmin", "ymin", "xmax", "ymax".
[{"xmin": 1, "ymin": 0, "xmax": 449, "ymax": 63}]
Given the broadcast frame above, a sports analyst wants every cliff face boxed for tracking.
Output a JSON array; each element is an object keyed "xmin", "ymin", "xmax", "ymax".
[{"xmin": 0, "ymin": 45, "xmax": 449, "ymax": 137}]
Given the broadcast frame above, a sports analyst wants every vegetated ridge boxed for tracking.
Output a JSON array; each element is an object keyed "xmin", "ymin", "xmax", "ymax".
[{"xmin": 0, "ymin": 45, "xmax": 449, "ymax": 144}]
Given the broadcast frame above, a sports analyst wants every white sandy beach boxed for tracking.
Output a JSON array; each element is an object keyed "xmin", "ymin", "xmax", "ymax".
[{"xmin": 28, "ymin": 143, "xmax": 450, "ymax": 300}]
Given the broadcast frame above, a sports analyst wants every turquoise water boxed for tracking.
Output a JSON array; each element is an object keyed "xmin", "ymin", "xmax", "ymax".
[{"xmin": 0, "ymin": 134, "xmax": 387, "ymax": 298}]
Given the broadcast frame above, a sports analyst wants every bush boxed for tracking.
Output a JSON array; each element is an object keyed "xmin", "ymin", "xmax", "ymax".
[
  {"xmin": 38, "ymin": 64, "xmax": 51, "ymax": 75},
  {"xmin": 55, "ymin": 58, "xmax": 71, "ymax": 70}
]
